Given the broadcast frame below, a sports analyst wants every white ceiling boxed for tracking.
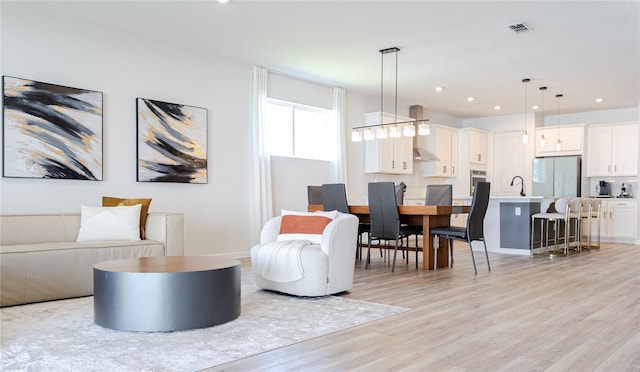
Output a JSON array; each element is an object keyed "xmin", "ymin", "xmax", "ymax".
[{"xmin": 12, "ymin": 0, "xmax": 640, "ymax": 119}]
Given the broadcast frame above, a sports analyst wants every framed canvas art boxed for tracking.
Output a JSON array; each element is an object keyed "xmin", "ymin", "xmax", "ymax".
[
  {"xmin": 136, "ymin": 98, "xmax": 208, "ymax": 183},
  {"xmin": 2, "ymin": 76, "xmax": 103, "ymax": 180}
]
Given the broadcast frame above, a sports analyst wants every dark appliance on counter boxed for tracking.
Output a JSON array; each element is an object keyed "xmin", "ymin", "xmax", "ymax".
[
  {"xmin": 532, "ymin": 156, "xmax": 581, "ymax": 197},
  {"xmin": 618, "ymin": 183, "xmax": 633, "ymax": 198},
  {"xmin": 597, "ymin": 180, "xmax": 612, "ymax": 197}
]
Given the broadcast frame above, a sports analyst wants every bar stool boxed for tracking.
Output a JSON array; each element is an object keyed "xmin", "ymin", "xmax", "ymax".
[
  {"xmin": 530, "ymin": 198, "xmax": 574, "ymax": 256},
  {"xmin": 583, "ymin": 198, "xmax": 602, "ymax": 250}
]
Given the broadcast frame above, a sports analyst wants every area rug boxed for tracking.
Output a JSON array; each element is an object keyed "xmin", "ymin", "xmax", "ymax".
[{"xmin": 1, "ymin": 282, "xmax": 408, "ymax": 371}]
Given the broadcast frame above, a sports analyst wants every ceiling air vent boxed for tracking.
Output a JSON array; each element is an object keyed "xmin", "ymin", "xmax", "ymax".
[{"xmin": 507, "ymin": 22, "xmax": 532, "ymax": 33}]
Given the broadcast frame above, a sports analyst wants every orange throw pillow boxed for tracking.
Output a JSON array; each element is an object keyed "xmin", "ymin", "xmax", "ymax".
[
  {"xmin": 277, "ymin": 215, "xmax": 333, "ymax": 244},
  {"xmin": 102, "ymin": 197, "xmax": 152, "ymax": 239}
]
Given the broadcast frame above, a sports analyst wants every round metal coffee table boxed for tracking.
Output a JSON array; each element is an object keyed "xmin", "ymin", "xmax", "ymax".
[{"xmin": 94, "ymin": 256, "xmax": 241, "ymax": 332}]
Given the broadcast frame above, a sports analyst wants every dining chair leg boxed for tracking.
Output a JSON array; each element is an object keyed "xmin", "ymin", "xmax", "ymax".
[
  {"xmin": 365, "ymin": 238, "xmax": 372, "ymax": 269},
  {"xmin": 483, "ymin": 239, "xmax": 491, "ymax": 272},
  {"xmin": 433, "ymin": 235, "xmax": 439, "ymax": 272},
  {"xmin": 449, "ymin": 239, "xmax": 454, "ymax": 268},
  {"xmin": 467, "ymin": 239, "xmax": 478, "ymax": 275},
  {"xmin": 415, "ymin": 234, "xmax": 419, "ymax": 269},
  {"xmin": 391, "ymin": 238, "xmax": 399, "ymax": 272}
]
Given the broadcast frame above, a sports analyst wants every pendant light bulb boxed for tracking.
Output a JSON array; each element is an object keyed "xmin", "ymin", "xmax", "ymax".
[
  {"xmin": 376, "ymin": 126, "xmax": 388, "ymax": 139},
  {"xmin": 418, "ymin": 121, "xmax": 430, "ymax": 136},
  {"xmin": 351, "ymin": 129, "xmax": 362, "ymax": 142},
  {"xmin": 555, "ymin": 93, "xmax": 563, "ymax": 152},
  {"xmin": 539, "ymin": 134, "xmax": 546, "ymax": 148},
  {"xmin": 538, "ymin": 86, "xmax": 547, "ymax": 148},
  {"xmin": 389, "ymin": 124, "xmax": 401, "ymax": 138},
  {"xmin": 363, "ymin": 127, "xmax": 375, "ymax": 141},
  {"xmin": 522, "ymin": 78, "xmax": 530, "ymax": 145},
  {"xmin": 403, "ymin": 123, "xmax": 415, "ymax": 137}
]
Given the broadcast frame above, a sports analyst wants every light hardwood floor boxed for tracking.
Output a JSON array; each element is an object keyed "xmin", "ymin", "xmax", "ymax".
[{"xmin": 205, "ymin": 243, "xmax": 640, "ymax": 371}]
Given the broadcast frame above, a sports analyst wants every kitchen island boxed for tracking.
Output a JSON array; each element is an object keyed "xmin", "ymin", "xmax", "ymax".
[{"xmin": 456, "ymin": 196, "xmax": 547, "ymax": 256}]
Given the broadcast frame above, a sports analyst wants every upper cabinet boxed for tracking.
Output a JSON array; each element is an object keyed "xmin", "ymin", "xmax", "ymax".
[
  {"xmin": 364, "ymin": 112, "xmax": 413, "ymax": 175},
  {"xmin": 586, "ymin": 123, "xmax": 639, "ymax": 177},
  {"xmin": 418, "ymin": 124, "xmax": 458, "ymax": 177},
  {"xmin": 534, "ymin": 125, "xmax": 584, "ymax": 157},
  {"xmin": 459, "ymin": 128, "xmax": 487, "ymax": 165}
]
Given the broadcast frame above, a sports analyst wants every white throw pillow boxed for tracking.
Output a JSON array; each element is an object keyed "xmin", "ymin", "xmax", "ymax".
[
  {"xmin": 280, "ymin": 209, "xmax": 338, "ymax": 219},
  {"xmin": 76, "ymin": 204, "xmax": 142, "ymax": 242}
]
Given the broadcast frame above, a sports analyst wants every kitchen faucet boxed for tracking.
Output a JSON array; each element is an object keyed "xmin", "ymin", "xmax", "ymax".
[{"xmin": 510, "ymin": 176, "xmax": 526, "ymax": 197}]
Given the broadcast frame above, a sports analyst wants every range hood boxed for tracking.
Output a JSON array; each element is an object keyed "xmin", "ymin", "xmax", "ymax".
[
  {"xmin": 410, "ymin": 105, "xmax": 439, "ymax": 162},
  {"xmin": 414, "ymin": 147, "xmax": 439, "ymax": 161}
]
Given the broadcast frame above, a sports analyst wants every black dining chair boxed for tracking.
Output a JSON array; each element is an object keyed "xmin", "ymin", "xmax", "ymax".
[
  {"xmin": 430, "ymin": 181, "xmax": 491, "ymax": 275},
  {"xmin": 307, "ymin": 185, "xmax": 323, "ymax": 205},
  {"xmin": 321, "ymin": 183, "xmax": 370, "ymax": 259},
  {"xmin": 425, "ymin": 184, "xmax": 453, "ymax": 206},
  {"xmin": 366, "ymin": 182, "xmax": 422, "ymax": 272}
]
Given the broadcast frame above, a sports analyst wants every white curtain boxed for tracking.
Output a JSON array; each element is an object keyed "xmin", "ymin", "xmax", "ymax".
[
  {"xmin": 251, "ymin": 66, "xmax": 273, "ymax": 242},
  {"xmin": 333, "ymin": 87, "xmax": 347, "ymax": 184}
]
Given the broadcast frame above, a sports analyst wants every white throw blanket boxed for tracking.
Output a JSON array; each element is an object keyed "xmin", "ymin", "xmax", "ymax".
[{"xmin": 257, "ymin": 240, "xmax": 309, "ymax": 283}]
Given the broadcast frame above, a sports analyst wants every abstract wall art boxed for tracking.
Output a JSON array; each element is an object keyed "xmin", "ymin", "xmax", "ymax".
[
  {"xmin": 136, "ymin": 98, "xmax": 208, "ymax": 183},
  {"xmin": 2, "ymin": 76, "xmax": 103, "ymax": 180}
]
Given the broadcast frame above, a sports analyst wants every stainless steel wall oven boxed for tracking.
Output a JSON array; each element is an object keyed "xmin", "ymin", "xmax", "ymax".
[{"xmin": 470, "ymin": 170, "xmax": 486, "ymax": 196}]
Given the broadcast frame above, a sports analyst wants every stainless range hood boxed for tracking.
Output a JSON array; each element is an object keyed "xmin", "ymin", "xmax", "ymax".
[
  {"xmin": 410, "ymin": 105, "xmax": 439, "ymax": 162},
  {"xmin": 414, "ymin": 147, "xmax": 440, "ymax": 161}
]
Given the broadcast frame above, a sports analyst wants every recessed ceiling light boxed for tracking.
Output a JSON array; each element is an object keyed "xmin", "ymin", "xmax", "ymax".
[
  {"xmin": 435, "ymin": 86, "xmax": 444, "ymax": 92},
  {"xmin": 467, "ymin": 97, "xmax": 475, "ymax": 102},
  {"xmin": 595, "ymin": 98, "xmax": 604, "ymax": 103},
  {"xmin": 494, "ymin": 105, "xmax": 501, "ymax": 110},
  {"xmin": 218, "ymin": 0, "xmax": 230, "ymax": 3},
  {"xmin": 532, "ymin": 105, "xmax": 539, "ymax": 110}
]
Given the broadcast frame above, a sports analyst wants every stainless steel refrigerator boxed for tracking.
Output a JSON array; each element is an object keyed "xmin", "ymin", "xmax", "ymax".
[{"xmin": 532, "ymin": 156, "xmax": 581, "ymax": 197}]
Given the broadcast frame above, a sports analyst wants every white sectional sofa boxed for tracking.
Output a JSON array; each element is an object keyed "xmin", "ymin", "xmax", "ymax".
[{"xmin": 0, "ymin": 212, "xmax": 184, "ymax": 307}]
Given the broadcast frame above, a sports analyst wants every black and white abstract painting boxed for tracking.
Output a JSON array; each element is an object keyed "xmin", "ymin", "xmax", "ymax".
[
  {"xmin": 2, "ymin": 76, "xmax": 103, "ymax": 180},
  {"xmin": 136, "ymin": 98, "xmax": 208, "ymax": 183}
]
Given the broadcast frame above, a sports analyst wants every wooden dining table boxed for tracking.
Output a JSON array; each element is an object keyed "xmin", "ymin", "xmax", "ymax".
[{"xmin": 308, "ymin": 204, "xmax": 469, "ymax": 270}]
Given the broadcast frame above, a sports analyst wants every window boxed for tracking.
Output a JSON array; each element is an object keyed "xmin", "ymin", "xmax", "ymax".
[{"xmin": 264, "ymin": 99, "xmax": 337, "ymax": 161}]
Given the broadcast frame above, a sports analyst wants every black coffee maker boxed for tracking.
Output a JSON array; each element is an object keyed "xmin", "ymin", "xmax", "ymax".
[{"xmin": 598, "ymin": 180, "xmax": 612, "ymax": 197}]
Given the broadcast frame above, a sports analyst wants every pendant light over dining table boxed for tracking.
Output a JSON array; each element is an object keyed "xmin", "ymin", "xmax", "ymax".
[{"xmin": 351, "ymin": 47, "xmax": 430, "ymax": 142}]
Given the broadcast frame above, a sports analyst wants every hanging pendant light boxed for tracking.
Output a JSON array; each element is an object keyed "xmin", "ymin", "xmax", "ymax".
[
  {"xmin": 363, "ymin": 127, "xmax": 375, "ymax": 141},
  {"xmin": 521, "ymin": 78, "xmax": 530, "ymax": 144},
  {"xmin": 418, "ymin": 120, "xmax": 431, "ymax": 136},
  {"xmin": 538, "ymin": 86, "xmax": 547, "ymax": 148},
  {"xmin": 351, "ymin": 47, "xmax": 424, "ymax": 141},
  {"xmin": 555, "ymin": 93, "xmax": 563, "ymax": 151},
  {"xmin": 351, "ymin": 128, "xmax": 363, "ymax": 142}
]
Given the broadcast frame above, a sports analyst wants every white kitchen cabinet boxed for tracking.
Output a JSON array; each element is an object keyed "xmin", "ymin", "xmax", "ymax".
[
  {"xmin": 493, "ymin": 131, "xmax": 525, "ymax": 196},
  {"xmin": 364, "ymin": 112, "xmax": 413, "ymax": 174},
  {"xmin": 468, "ymin": 129, "xmax": 488, "ymax": 165},
  {"xmin": 535, "ymin": 125, "xmax": 584, "ymax": 157},
  {"xmin": 586, "ymin": 123, "xmax": 639, "ymax": 177},
  {"xmin": 592, "ymin": 199, "xmax": 637, "ymax": 241},
  {"xmin": 418, "ymin": 124, "xmax": 458, "ymax": 177}
]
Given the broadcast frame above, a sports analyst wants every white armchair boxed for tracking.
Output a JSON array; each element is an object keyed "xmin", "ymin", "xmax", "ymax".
[{"xmin": 250, "ymin": 212, "xmax": 359, "ymax": 297}]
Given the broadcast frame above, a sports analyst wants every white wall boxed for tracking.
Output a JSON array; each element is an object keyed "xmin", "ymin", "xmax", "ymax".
[{"xmin": 0, "ymin": 4, "xmax": 254, "ymax": 257}]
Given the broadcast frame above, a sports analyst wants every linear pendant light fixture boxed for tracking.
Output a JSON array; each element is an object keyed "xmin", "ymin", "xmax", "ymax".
[
  {"xmin": 351, "ymin": 47, "xmax": 430, "ymax": 142},
  {"xmin": 521, "ymin": 78, "xmax": 530, "ymax": 144},
  {"xmin": 538, "ymin": 86, "xmax": 547, "ymax": 148}
]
